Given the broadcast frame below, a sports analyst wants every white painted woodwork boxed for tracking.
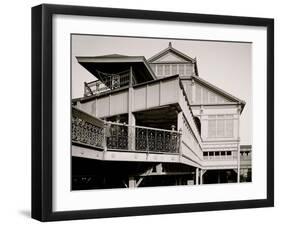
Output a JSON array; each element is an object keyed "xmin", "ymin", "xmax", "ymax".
[{"xmin": 154, "ymin": 52, "xmax": 187, "ymax": 62}]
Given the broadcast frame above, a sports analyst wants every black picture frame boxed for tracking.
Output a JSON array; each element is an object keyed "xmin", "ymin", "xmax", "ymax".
[{"xmin": 31, "ymin": 4, "xmax": 274, "ymax": 222}]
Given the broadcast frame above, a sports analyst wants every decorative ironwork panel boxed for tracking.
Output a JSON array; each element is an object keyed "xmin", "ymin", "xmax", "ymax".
[
  {"xmin": 135, "ymin": 127, "xmax": 181, "ymax": 153},
  {"xmin": 106, "ymin": 124, "xmax": 128, "ymax": 150},
  {"xmin": 72, "ymin": 115, "xmax": 104, "ymax": 148},
  {"xmin": 135, "ymin": 128, "xmax": 147, "ymax": 151}
]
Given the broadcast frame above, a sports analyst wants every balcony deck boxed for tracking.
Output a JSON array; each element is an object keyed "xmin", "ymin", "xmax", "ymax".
[{"xmin": 72, "ymin": 107, "xmax": 240, "ymax": 170}]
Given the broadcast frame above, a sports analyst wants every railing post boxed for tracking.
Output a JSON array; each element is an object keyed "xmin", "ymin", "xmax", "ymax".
[
  {"xmin": 129, "ymin": 125, "xmax": 135, "ymax": 151},
  {"xmin": 178, "ymin": 129, "xmax": 182, "ymax": 155},
  {"xmin": 146, "ymin": 129, "xmax": 149, "ymax": 153},
  {"xmin": 103, "ymin": 121, "xmax": 107, "ymax": 153}
]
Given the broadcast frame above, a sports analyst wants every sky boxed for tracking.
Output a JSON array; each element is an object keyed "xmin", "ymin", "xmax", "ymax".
[{"xmin": 71, "ymin": 34, "xmax": 252, "ymax": 145}]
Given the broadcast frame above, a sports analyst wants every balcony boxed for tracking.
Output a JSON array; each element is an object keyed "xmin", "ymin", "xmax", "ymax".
[
  {"xmin": 84, "ymin": 69, "xmax": 136, "ymax": 97},
  {"xmin": 72, "ymin": 107, "xmax": 181, "ymax": 155}
]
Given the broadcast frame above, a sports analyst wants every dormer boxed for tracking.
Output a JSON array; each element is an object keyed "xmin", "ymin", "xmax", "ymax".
[{"xmin": 148, "ymin": 42, "xmax": 199, "ymax": 78}]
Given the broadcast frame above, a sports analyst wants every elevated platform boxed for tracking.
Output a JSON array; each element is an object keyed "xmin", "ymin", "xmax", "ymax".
[{"xmin": 71, "ymin": 106, "xmax": 240, "ymax": 170}]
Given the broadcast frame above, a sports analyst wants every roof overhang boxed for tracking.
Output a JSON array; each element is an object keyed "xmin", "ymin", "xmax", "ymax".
[{"xmin": 76, "ymin": 56, "xmax": 157, "ymax": 83}]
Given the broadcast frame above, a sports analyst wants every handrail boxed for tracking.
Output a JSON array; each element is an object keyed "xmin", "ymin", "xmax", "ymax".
[
  {"xmin": 84, "ymin": 69, "xmax": 135, "ymax": 97},
  {"xmin": 105, "ymin": 121, "xmax": 181, "ymax": 134},
  {"xmin": 179, "ymin": 79, "xmax": 203, "ymax": 144}
]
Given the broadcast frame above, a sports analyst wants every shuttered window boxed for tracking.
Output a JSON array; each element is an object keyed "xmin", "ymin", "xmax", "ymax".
[
  {"xmin": 217, "ymin": 115, "xmax": 225, "ymax": 137},
  {"xmin": 165, "ymin": 64, "xmax": 170, "ymax": 76},
  {"xmin": 172, "ymin": 64, "xmax": 177, "ymax": 75},
  {"xmin": 179, "ymin": 64, "xmax": 184, "ymax": 75},
  {"xmin": 208, "ymin": 116, "xmax": 216, "ymax": 138},
  {"xmin": 207, "ymin": 115, "xmax": 234, "ymax": 138},
  {"xmin": 185, "ymin": 64, "xmax": 193, "ymax": 76},
  {"xmin": 157, "ymin": 64, "xmax": 163, "ymax": 76},
  {"xmin": 225, "ymin": 118, "xmax": 234, "ymax": 137}
]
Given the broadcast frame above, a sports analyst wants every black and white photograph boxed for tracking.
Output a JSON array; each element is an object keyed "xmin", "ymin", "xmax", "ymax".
[
  {"xmin": 71, "ymin": 35, "xmax": 252, "ymax": 190},
  {"xmin": 29, "ymin": 3, "xmax": 274, "ymax": 222}
]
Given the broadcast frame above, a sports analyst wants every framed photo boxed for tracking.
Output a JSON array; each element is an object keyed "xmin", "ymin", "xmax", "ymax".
[{"xmin": 31, "ymin": 4, "xmax": 274, "ymax": 221}]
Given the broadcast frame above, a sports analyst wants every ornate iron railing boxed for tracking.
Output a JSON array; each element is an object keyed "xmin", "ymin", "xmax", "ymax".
[
  {"xmin": 105, "ymin": 123, "xmax": 129, "ymax": 150},
  {"xmin": 72, "ymin": 108, "xmax": 181, "ymax": 154},
  {"xmin": 135, "ymin": 126, "xmax": 180, "ymax": 153},
  {"xmin": 72, "ymin": 107, "xmax": 104, "ymax": 149}
]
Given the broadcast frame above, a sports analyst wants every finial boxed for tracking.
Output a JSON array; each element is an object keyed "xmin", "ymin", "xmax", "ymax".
[{"xmin": 169, "ymin": 42, "xmax": 172, "ymax": 48}]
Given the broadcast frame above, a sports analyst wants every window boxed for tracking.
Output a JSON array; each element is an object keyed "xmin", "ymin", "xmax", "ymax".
[
  {"xmin": 164, "ymin": 64, "xmax": 170, "ymax": 76},
  {"xmin": 185, "ymin": 64, "xmax": 193, "ymax": 76},
  {"xmin": 225, "ymin": 118, "xmax": 234, "ymax": 137},
  {"xmin": 207, "ymin": 115, "xmax": 216, "ymax": 138},
  {"xmin": 157, "ymin": 64, "xmax": 163, "ymax": 76},
  {"xmin": 172, "ymin": 64, "xmax": 177, "ymax": 75},
  {"xmin": 179, "ymin": 64, "xmax": 184, "ymax": 75},
  {"xmin": 207, "ymin": 115, "xmax": 234, "ymax": 138},
  {"xmin": 217, "ymin": 115, "xmax": 224, "ymax": 137}
]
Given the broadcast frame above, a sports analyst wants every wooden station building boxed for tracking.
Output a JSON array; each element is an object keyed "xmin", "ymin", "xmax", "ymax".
[{"xmin": 71, "ymin": 42, "xmax": 252, "ymax": 190}]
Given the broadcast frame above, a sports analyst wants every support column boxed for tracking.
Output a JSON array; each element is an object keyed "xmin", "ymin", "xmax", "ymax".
[
  {"xmin": 200, "ymin": 169, "xmax": 203, "ymax": 185},
  {"xmin": 177, "ymin": 111, "xmax": 183, "ymax": 131},
  {"xmin": 177, "ymin": 111, "xmax": 183, "ymax": 156},
  {"xmin": 128, "ymin": 66, "xmax": 135, "ymax": 151},
  {"xmin": 237, "ymin": 106, "xmax": 241, "ymax": 183},
  {"xmin": 217, "ymin": 170, "xmax": 221, "ymax": 184},
  {"xmin": 195, "ymin": 168, "xmax": 199, "ymax": 185},
  {"xmin": 156, "ymin": 163, "xmax": 163, "ymax": 174},
  {"xmin": 129, "ymin": 177, "xmax": 136, "ymax": 188}
]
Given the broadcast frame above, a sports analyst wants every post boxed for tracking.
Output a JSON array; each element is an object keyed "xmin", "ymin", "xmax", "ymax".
[
  {"xmin": 156, "ymin": 164, "xmax": 163, "ymax": 174},
  {"xmin": 129, "ymin": 177, "xmax": 136, "ymax": 188},
  {"xmin": 200, "ymin": 169, "xmax": 203, "ymax": 185},
  {"xmin": 177, "ymin": 111, "xmax": 183, "ymax": 155},
  {"xmin": 103, "ymin": 121, "xmax": 107, "ymax": 152},
  {"xmin": 237, "ymin": 143, "xmax": 240, "ymax": 183},
  {"xmin": 195, "ymin": 168, "xmax": 199, "ymax": 185},
  {"xmin": 177, "ymin": 111, "xmax": 183, "ymax": 131},
  {"xmin": 128, "ymin": 66, "xmax": 135, "ymax": 151},
  {"xmin": 237, "ymin": 107, "xmax": 241, "ymax": 183},
  {"xmin": 129, "ymin": 66, "xmax": 133, "ymax": 87}
]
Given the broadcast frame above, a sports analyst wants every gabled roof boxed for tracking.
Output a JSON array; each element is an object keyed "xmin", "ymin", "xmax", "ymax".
[
  {"xmin": 185, "ymin": 75, "xmax": 246, "ymax": 112},
  {"xmin": 148, "ymin": 42, "xmax": 199, "ymax": 76},
  {"xmin": 148, "ymin": 42, "xmax": 196, "ymax": 63}
]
